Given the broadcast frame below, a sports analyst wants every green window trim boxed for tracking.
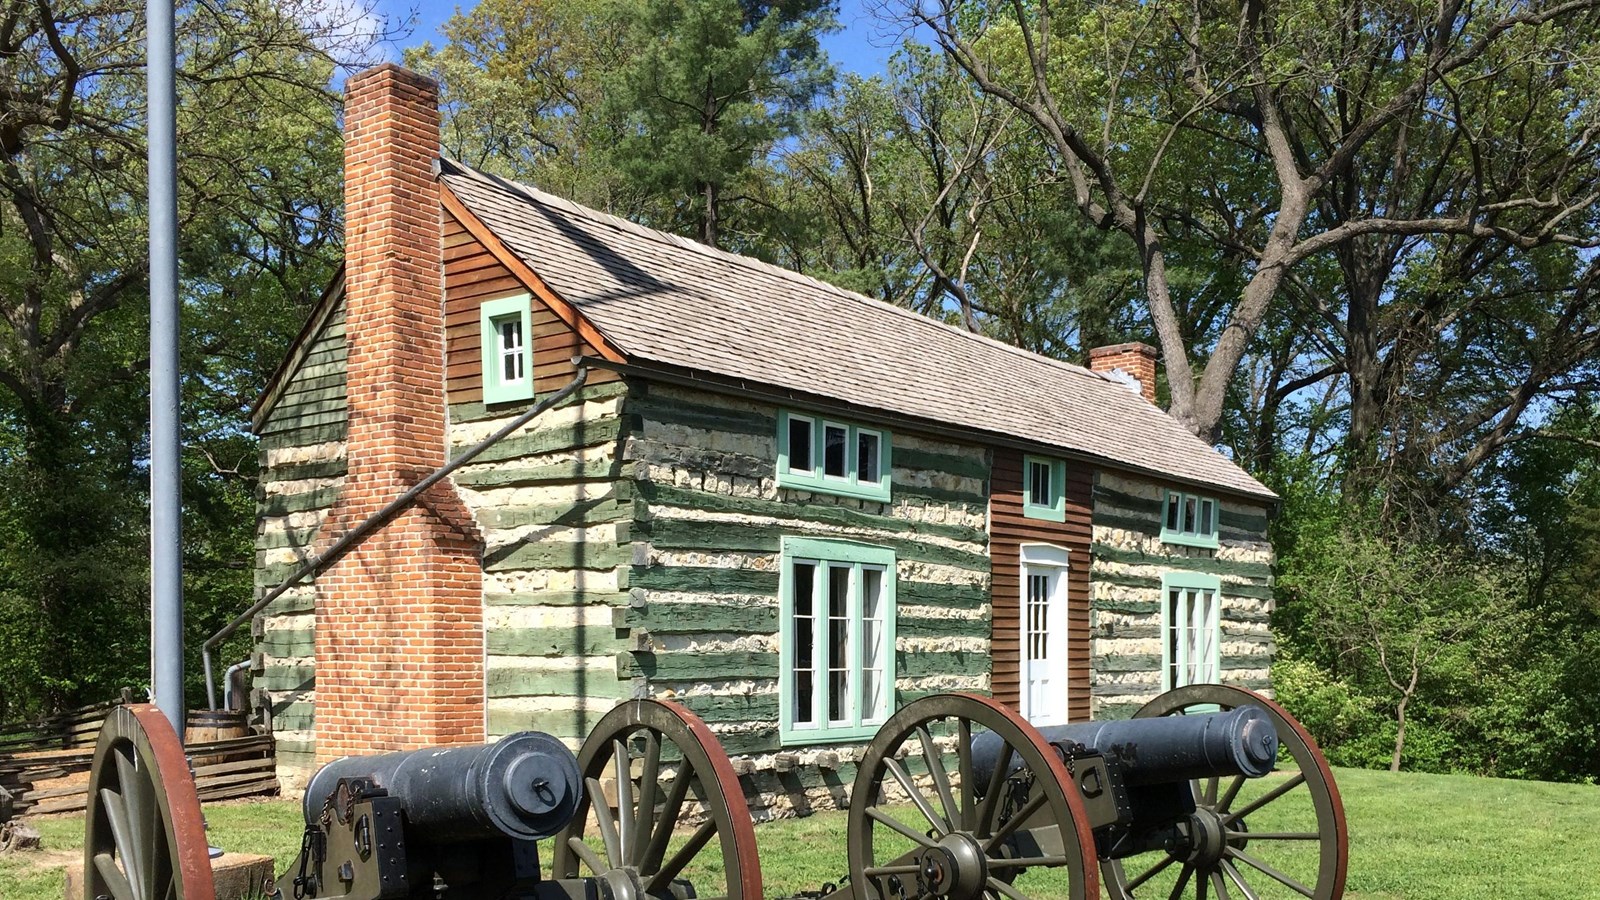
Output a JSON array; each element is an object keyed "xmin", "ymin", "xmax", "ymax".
[
  {"xmin": 1021, "ymin": 455, "xmax": 1067, "ymax": 522},
  {"xmin": 1160, "ymin": 489, "xmax": 1220, "ymax": 548},
  {"xmin": 778, "ymin": 537, "xmax": 898, "ymax": 745},
  {"xmin": 480, "ymin": 294, "xmax": 535, "ymax": 405},
  {"xmin": 776, "ymin": 409, "xmax": 892, "ymax": 502},
  {"xmin": 1160, "ymin": 571, "xmax": 1222, "ymax": 695}
]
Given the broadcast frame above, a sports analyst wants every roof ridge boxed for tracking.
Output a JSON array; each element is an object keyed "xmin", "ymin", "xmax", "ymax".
[{"xmin": 442, "ymin": 159, "xmax": 1126, "ymax": 391}]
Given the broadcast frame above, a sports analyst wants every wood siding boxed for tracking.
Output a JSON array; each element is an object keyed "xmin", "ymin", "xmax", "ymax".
[
  {"xmin": 442, "ymin": 210, "xmax": 616, "ymax": 406},
  {"xmin": 989, "ymin": 447, "xmax": 1093, "ymax": 722}
]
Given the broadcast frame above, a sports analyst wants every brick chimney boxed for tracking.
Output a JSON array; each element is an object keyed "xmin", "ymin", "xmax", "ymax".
[
  {"xmin": 1088, "ymin": 342, "xmax": 1158, "ymax": 403},
  {"xmin": 315, "ymin": 64, "xmax": 484, "ymax": 761}
]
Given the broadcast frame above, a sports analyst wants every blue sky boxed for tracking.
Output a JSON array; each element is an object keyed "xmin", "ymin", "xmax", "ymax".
[{"xmin": 369, "ymin": 0, "xmax": 911, "ymax": 77}]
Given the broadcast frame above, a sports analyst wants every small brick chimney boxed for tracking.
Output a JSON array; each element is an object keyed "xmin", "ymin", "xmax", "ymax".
[
  {"xmin": 1088, "ymin": 342, "xmax": 1158, "ymax": 403},
  {"xmin": 315, "ymin": 64, "xmax": 484, "ymax": 761}
]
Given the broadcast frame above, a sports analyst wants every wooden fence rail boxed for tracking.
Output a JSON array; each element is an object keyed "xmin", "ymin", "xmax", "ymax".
[{"xmin": 0, "ymin": 699, "xmax": 277, "ymax": 816}]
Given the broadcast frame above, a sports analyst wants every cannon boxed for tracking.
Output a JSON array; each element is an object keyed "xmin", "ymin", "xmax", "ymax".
[
  {"xmin": 80, "ymin": 700, "xmax": 761, "ymax": 900},
  {"xmin": 817, "ymin": 685, "xmax": 1346, "ymax": 900},
  {"xmin": 83, "ymin": 686, "xmax": 1343, "ymax": 900}
]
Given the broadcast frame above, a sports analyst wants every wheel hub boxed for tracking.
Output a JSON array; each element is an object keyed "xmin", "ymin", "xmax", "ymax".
[
  {"xmin": 595, "ymin": 866, "xmax": 646, "ymax": 900},
  {"xmin": 915, "ymin": 833, "xmax": 989, "ymax": 900},
  {"xmin": 1181, "ymin": 807, "xmax": 1229, "ymax": 867}
]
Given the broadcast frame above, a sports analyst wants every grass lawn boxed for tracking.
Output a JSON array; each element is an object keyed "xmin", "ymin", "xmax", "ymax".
[{"xmin": 4, "ymin": 767, "xmax": 1597, "ymax": 899}]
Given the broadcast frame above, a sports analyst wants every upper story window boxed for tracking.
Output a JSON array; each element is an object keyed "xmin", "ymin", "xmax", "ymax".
[
  {"xmin": 1163, "ymin": 572, "xmax": 1221, "ymax": 691},
  {"xmin": 480, "ymin": 294, "xmax": 534, "ymax": 404},
  {"xmin": 1161, "ymin": 489, "xmax": 1219, "ymax": 548},
  {"xmin": 1022, "ymin": 454, "xmax": 1066, "ymax": 522},
  {"xmin": 779, "ymin": 537, "xmax": 897, "ymax": 745},
  {"xmin": 777, "ymin": 410, "xmax": 891, "ymax": 502}
]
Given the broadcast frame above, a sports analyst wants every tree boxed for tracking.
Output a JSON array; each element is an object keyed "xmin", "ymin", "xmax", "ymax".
[
  {"xmin": 411, "ymin": 0, "xmax": 837, "ymax": 250},
  {"xmin": 904, "ymin": 0, "xmax": 1600, "ymax": 444},
  {"xmin": 0, "ymin": 0, "xmax": 359, "ymax": 716}
]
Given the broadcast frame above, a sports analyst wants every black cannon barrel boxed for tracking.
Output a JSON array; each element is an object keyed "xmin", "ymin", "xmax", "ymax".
[
  {"xmin": 972, "ymin": 705, "xmax": 1278, "ymax": 788},
  {"xmin": 303, "ymin": 731, "xmax": 582, "ymax": 842}
]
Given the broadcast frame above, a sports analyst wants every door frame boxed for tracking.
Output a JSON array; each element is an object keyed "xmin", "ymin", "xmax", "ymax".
[{"xmin": 1018, "ymin": 543, "xmax": 1071, "ymax": 726}]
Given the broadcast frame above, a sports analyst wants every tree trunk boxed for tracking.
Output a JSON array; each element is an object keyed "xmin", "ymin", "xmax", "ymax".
[{"xmin": 1390, "ymin": 691, "xmax": 1410, "ymax": 773}]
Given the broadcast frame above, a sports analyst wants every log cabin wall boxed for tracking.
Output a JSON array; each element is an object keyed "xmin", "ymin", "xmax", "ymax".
[
  {"xmin": 987, "ymin": 448, "xmax": 1094, "ymax": 723},
  {"xmin": 440, "ymin": 209, "xmax": 632, "ymax": 747},
  {"xmin": 622, "ymin": 381, "xmax": 992, "ymax": 820},
  {"xmin": 250, "ymin": 298, "xmax": 347, "ymax": 793},
  {"xmin": 1089, "ymin": 471, "xmax": 1275, "ymax": 719}
]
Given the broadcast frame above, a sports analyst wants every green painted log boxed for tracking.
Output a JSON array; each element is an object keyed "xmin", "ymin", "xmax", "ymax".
[
  {"xmin": 895, "ymin": 649, "xmax": 986, "ymax": 678},
  {"xmin": 1218, "ymin": 508, "xmax": 1270, "ymax": 533},
  {"xmin": 891, "ymin": 447, "xmax": 990, "ymax": 480},
  {"xmin": 618, "ymin": 651, "xmax": 778, "ymax": 681},
  {"xmin": 256, "ymin": 562, "xmax": 319, "ymax": 591},
  {"xmin": 1091, "ymin": 598, "xmax": 1161, "ymax": 616},
  {"xmin": 1092, "ymin": 654, "xmax": 1162, "ymax": 674},
  {"xmin": 628, "ymin": 566, "xmax": 781, "ymax": 595},
  {"xmin": 637, "ymin": 483, "xmax": 985, "ymax": 545},
  {"xmin": 621, "ymin": 602, "xmax": 779, "ymax": 634},
  {"xmin": 487, "ymin": 708, "xmax": 602, "ymax": 741},
  {"xmin": 1093, "ymin": 485, "xmax": 1163, "ymax": 516},
  {"xmin": 485, "ymin": 590, "xmax": 631, "ymax": 607},
  {"xmin": 257, "ymin": 409, "xmax": 348, "ymax": 437},
  {"xmin": 258, "ymin": 486, "xmax": 340, "ymax": 517},
  {"xmin": 897, "ymin": 616, "xmax": 989, "ymax": 639},
  {"xmin": 888, "ymin": 483, "xmax": 988, "ymax": 506},
  {"xmin": 452, "ymin": 417, "xmax": 624, "ymax": 465},
  {"xmin": 898, "ymin": 581, "xmax": 989, "ymax": 610},
  {"xmin": 476, "ymin": 496, "xmax": 634, "ymax": 530},
  {"xmin": 627, "ymin": 397, "xmax": 776, "ymax": 437},
  {"xmin": 260, "ymin": 422, "xmax": 347, "ymax": 449},
  {"xmin": 487, "ymin": 626, "xmax": 625, "ymax": 658},
  {"xmin": 1091, "ymin": 570, "xmax": 1273, "ymax": 600},
  {"xmin": 256, "ymin": 665, "xmax": 316, "ymax": 691},
  {"xmin": 452, "ymin": 458, "xmax": 630, "ymax": 489},
  {"xmin": 673, "ymin": 692, "xmax": 780, "ymax": 724},
  {"xmin": 264, "ymin": 458, "xmax": 348, "ymax": 482},
  {"xmin": 255, "ymin": 593, "xmax": 315, "ymax": 615},
  {"xmin": 640, "ymin": 519, "xmax": 988, "ymax": 571},
  {"xmin": 257, "ymin": 629, "xmax": 315, "ymax": 657},
  {"xmin": 484, "ymin": 539, "xmax": 629, "ymax": 573},
  {"xmin": 486, "ymin": 667, "xmax": 633, "ymax": 699},
  {"xmin": 1092, "ymin": 546, "xmax": 1274, "ymax": 580}
]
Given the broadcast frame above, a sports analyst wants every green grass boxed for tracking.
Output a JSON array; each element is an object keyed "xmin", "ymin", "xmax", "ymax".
[{"xmin": 4, "ymin": 768, "xmax": 1597, "ymax": 899}]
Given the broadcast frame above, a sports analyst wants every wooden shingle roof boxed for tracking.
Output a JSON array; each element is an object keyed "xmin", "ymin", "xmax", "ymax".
[{"xmin": 442, "ymin": 161, "xmax": 1275, "ymax": 501}]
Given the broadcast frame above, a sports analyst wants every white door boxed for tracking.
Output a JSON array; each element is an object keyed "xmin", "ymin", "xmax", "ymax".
[{"xmin": 1019, "ymin": 544, "xmax": 1070, "ymax": 726}]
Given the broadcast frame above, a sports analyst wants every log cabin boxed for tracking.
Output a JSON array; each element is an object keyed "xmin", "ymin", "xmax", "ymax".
[{"xmin": 249, "ymin": 64, "xmax": 1278, "ymax": 813}]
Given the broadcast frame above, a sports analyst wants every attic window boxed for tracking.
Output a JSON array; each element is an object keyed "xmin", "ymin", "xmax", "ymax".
[
  {"xmin": 1161, "ymin": 489, "xmax": 1219, "ymax": 548},
  {"xmin": 480, "ymin": 294, "xmax": 534, "ymax": 405},
  {"xmin": 777, "ymin": 410, "xmax": 891, "ymax": 502},
  {"xmin": 1022, "ymin": 455, "xmax": 1066, "ymax": 522}
]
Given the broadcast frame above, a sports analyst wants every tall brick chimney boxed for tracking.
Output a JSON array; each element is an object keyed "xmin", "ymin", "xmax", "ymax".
[
  {"xmin": 1088, "ymin": 342, "xmax": 1158, "ymax": 403},
  {"xmin": 315, "ymin": 64, "xmax": 484, "ymax": 761}
]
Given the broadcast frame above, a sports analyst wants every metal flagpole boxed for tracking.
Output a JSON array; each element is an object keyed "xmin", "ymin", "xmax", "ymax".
[{"xmin": 148, "ymin": 0, "xmax": 184, "ymax": 739}]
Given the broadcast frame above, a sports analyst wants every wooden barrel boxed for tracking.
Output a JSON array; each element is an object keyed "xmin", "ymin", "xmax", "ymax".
[{"xmin": 185, "ymin": 709, "xmax": 248, "ymax": 768}]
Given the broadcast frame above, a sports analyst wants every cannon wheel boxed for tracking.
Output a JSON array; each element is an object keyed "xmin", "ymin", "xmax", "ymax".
[
  {"xmin": 847, "ymin": 693, "xmax": 1098, "ymax": 900},
  {"xmin": 1102, "ymin": 685, "xmax": 1348, "ymax": 900},
  {"xmin": 550, "ymin": 699, "xmax": 762, "ymax": 900},
  {"xmin": 82, "ymin": 704, "xmax": 216, "ymax": 900}
]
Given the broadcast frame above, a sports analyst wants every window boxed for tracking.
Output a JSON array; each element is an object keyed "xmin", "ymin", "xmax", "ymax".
[
  {"xmin": 780, "ymin": 538, "xmax": 896, "ymax": 744},
  {"xmin": 1022, "ymin": 455, "xmax": 1066, "ymax": 522},
  {"xmin": 1163, "ymin": 573, "xmax": 1221, "ymax": 691},
  {"xmin": 1161, "ymin": 489, "xmax": 1219, "ymax": 548},
  {"xmin": 777, "ymin": 410, "xmax": 891, "ymax": 502},
  {"xmin": 480, "ymin": 294, "xmax": 534, "ymax": 404}
]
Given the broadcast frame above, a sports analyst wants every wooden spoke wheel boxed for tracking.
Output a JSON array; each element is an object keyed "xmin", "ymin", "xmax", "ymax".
[
  {"xmin": 83, "ymin": 705, "xmax": 215, "ymax": 900},
  {"xmin": 847, "ymin": 693, "xmax": 1098, "ymax": 900},
  {"xmin": 1102, "ymin": 685, "xmax": 1348, "ymax": 900},
  {"xmin": 550, "ymin": 699, "xmax": 761, "ymax": 900}
]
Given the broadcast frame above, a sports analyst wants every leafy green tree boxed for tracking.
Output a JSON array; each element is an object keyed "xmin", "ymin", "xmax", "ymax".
[{"xmin": 0, "ymin": 0, "xmax": 353, "ymax": 717}]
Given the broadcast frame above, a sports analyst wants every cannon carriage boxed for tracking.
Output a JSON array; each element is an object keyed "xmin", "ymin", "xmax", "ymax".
[{"xmin": 80, "ymin": 685, "xmax": 1345, "ymax": 900}]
